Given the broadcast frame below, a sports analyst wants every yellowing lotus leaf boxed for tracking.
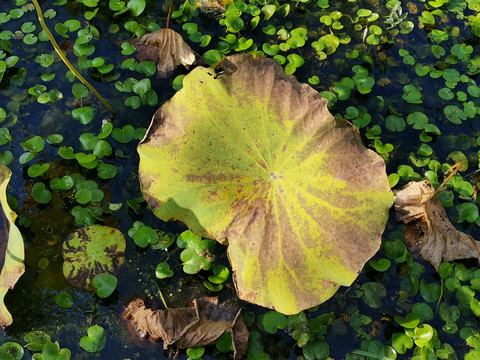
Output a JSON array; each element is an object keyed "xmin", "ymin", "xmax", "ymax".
[
  {"xmin": 138, "ymin": 54, "xmax": 393, "ymax": 314},
  {"xmin": 0, "ymin": 164, "xmax": 24, "ymax": 328}
]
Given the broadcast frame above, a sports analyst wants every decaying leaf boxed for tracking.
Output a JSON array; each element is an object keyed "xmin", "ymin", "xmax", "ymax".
[
  {"xmin": 138, "ymin": 54, "xmax": 393, "ymax": 314},
  {"xmin": 129, "ymin": 28, "xmax": 196, "ymax": 78},
  {"xmin": 62, "ymin": 225, "xmax": 126, "ymax": 290},
  {"xmin": 195, "ymin": 0, "xmax": 233, "ymax": 13},
  {"xmin": 0, "ymin": 164, "xmax": 24, "ymax": 328},
  {"xmin": 123, "ymin": 297, "xmax": 248, "ymax": 359},
  {"xmin": 394, "ymin": 180, "xmax": 480, "ymax": 270}
]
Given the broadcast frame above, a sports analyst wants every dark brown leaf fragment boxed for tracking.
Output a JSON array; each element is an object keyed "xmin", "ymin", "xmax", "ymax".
[
  {"xmin": 123, "ymin": 297, "xmax": 248, "ymax": 359},
  {"xmin": 394, "ymin": 180, "xmax": 480, "ymax": 270}
]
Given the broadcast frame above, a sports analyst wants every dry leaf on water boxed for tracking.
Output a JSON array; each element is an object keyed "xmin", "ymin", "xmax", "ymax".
[
  {"xmin": 195, "ymin": 0, "xmax": 233, "ymax": 13},
  {"xmin": 394, "ymin": 180, "xmax": 480, "ymax": 270},
  {"xmin": 128, "ymin": 28, "xmax": 196, "ymax": 78},
  {"xmin": 123, "ymin": 297, "xmax": 248, "ymax": 359}
]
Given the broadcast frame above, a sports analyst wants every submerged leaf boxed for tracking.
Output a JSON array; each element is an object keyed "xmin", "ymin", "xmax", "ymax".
[
  {"xmin": 0, "ymin": 164, "xmax": 24, "ymax": 328},
  {"xmin": 138, "ymin": 54, "xmax": 393, "ymax": 314},
  {"xmin": 123, "ymin": 297, "xmax": 248, "ymax": 360},
  {"xmin": 128, "ymin": 28, "xmax": 196, "ymax": 78},
  {"xmin": 394, "ymin": 180, "xmax": 480, "ymax": 270}
]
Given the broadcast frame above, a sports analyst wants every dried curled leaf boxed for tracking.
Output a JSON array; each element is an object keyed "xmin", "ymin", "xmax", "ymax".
[
  {"xmin": 129, "ymin": 28, "xmax": 196, "ymax": 78},
  {"xmin": 0, "ymin": 164, "xmax": 24, "ymax": 328},
  {"xmin": 195, "ymin": 0, "xmax": 233, "ymax": 13},
  {"xmin": 123, "ymin": 297, "xmax": 248, "ymax": 360},
  {"xmin": 394, "ymin": 180, "xmax": 480, "ymax": 270}
]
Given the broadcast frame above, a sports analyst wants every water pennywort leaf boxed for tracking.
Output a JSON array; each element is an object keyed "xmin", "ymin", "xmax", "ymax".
[{"xmin": 80, "ymin": 325, "xmax": 106, "ymax": 353}]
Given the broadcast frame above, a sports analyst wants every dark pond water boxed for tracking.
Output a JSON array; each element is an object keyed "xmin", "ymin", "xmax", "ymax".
[{"xmin": 2, "ymin": 0, "xmax": 480, "ymax": 359}]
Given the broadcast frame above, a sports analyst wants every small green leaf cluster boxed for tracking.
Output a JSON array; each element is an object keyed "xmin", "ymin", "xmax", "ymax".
[
  {"xmin": 0, "ymin": 331, "xmax": 72, "ymax": 360},
  {"xmin": 176, "ymin": 230, "xmax": 216, "ymax": 274},
  {"xmin": 115, "ymin": 77, "xmax": 158, "ymax": 108},
  {"xmin": 128, "ymin": 221, "xmax": 160, "ymax": 248},
  {"xmin": 203, "ymin": 264, "xmax": 229, "ymax": 291}
]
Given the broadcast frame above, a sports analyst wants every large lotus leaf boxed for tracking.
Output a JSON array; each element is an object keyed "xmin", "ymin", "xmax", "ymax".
[
  {"xmin": 0, "ymin": 164, "xmax": 24, "ymax": 328},
  {"xmin": 62, "ymin": 225, "xmax": 125, "ymax": 290},
  {"xmin": 138, "ymin": 54, "xmax": 393, "ymax": 314}
]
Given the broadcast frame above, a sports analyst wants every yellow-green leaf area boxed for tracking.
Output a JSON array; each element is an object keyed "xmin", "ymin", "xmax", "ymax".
[
  {"xmin": 62, "ymin": 225, "xmax": 126, "ymax": 290},
  {"xmin": 0, "ymin": 164, "xmax": 24, "ymax": 328},
  {"xmin": 138, "ymin": 54, "xmax": 393, "ymax": 314}
]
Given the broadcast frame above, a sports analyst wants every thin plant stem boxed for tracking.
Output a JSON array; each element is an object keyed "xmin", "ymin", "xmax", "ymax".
[
  {"xmin": 166, "ymin": 0, "xmax": 176, "ymax": 29},
  {"xmin": 433, "ymin": 163, "xmax": 461, "ymax": 197},
  {"xmin": 31, "ymin": 0, "xmax": 116, "ymax": 116},
  {"xmin": 155, "ymin": 282, "xmax": 169, "ymax": 309}
]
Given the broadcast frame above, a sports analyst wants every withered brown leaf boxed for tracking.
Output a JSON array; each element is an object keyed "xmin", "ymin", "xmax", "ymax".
[
  {"xmin": 129, "ymin": 28, "xmax": 196, "ymax": 78},
  {"xmin": 394, "ymin": 180, "xmax": 480, "ymax": 270},
  {"xmin": 123, "ymin": 297, "xmax": 248, "ymax": 360}
]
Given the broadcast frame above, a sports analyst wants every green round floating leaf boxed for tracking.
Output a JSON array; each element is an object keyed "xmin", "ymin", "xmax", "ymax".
[
  {"xmin": 155, "ymin": 262, "xmax": 174, "ymax": 279},
  {"xmin": 24, "ymin": 331, "xmax": 51, "ymax": 352},
  {"xmin": 392, "ymin": 333, "xmax": 413, "ymax": 354},
  {"xmin": 420, "ymin": 280, "xmax": 441, "ymax": 302},
  {"xmin": 72, "ymin": 107, "xmax": 94, "ymax": 125},
  {"xmin": 138, "ymin": 54, "xmax": 393, "ymax": 314},
  {"xmin": 31, "ymin": 182, "xmax": 52, "ymax": 204},
  {"xmin": 72, "ymin": 83, "xmax": 89, "ymax": 99},
  {"xmin": 50, "ymin": 176, "xmax": 74, "ymax": 191},
  {"xmin": 413, "ymin": 324, "xmax": 435, "ymax": 347},
  {"xmin": 394, "ymin": 312, "xmax": 421, "ymax": 329},
  {"xmin": 215, "ymin": 331, "xmax": 233, "ymax": 353},
  {"xmin": 58, "ymin": 146, "xmax": 75, "ymax": 160},
  {"xmin": 20, "ymin": 135, "xmax": 44, "ymax": 153},
  {"xmin": 203, "ymin": 49, "xmax": 224, "ymax": 66},
  {"xmin": 62, "ymin": 225, "xmax": 126, "ymax": 290},
  {"xmin": 177, "ymin": 230, "xmax": 215, "ymax": 274},
  {"xmin": 27, "ymin": 163, "xmax": 50, "ymax": 178},
  {"xmin": 55, "ymin": 292, "xmax": 74, "ymax": 308},
  {"xmin": 128, "ymin": 221, "xmax": 159, "ymax": 247},
  {"xmin": 97, "ymin": 164, "xmax": 117, "ymax": 179},
  {"xmin": 0, "ymin": 342, "xmax": 23, "ymax": 360},
  {"xmin": 444, "ymin": 105, "xmax": 466, "ymax": 124},
  {"xmin": 407, "ymin": 112, "xmax": 428, "ymax": 130},
  {"xmin": 112, "ymin": 125, "xmax": 135, "ymax": 143},
  {"xmin": 80, "ymin": 325, "xmax": 106, "ymax": 353},
  {"xmin": 186, "ymin": 347, "xmax": 204, "ymax": 359},
  {"xmin": 261, "ymin": 311, "xmax": 287, "ymax": 334},
  {"xmin": 40, "ymin": 342, "xmax": 71, "ymax": 360},
  {"xmin": 46, "ymin": 134, "xmax": 63, "ymax": 144},
  {"xmin": 203, "ymin": 281, "xmax": 223, "ymax": 291},
  {"xmin": 368, "ymin": 258, "xmax": 391, "ymax": 272},
  {"xmin": 172, "ymin": 74, "xmax": 185, "ymax": 91},
  {"xmin": 208, "ymin": 264, "xmax": 230, "ymax": 284},
  {"xmin": 92, "ymin": 273, "xmax": 117, "ymax": 298},
  {"xmin": 411, "ymin": 302, "xmax": 433, "ymax": 322}
]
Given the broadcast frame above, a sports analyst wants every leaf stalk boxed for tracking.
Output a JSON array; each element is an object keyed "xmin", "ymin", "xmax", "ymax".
[{"xmin": 31, "ymin": 0, "xmax": 116, "ymax": 116}]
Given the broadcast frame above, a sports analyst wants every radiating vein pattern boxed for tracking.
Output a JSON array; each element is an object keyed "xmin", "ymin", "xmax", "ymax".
[{"xmin": 138, "ymin": 54, "xmax": 394, "ymax": 314}]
